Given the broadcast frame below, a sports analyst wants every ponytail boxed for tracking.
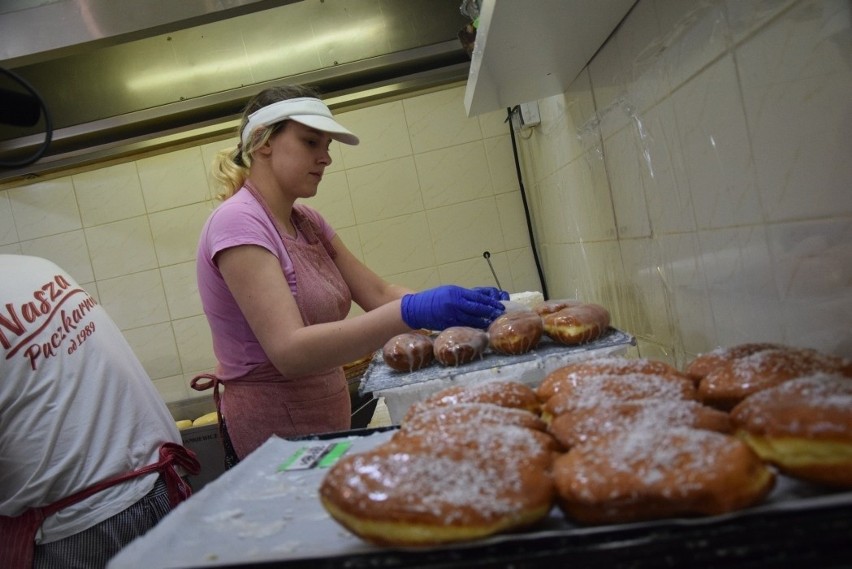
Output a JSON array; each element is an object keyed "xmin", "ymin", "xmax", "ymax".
[{"xmin": 211, "ymin": 145, "xmax": 248, "ymax": 201}]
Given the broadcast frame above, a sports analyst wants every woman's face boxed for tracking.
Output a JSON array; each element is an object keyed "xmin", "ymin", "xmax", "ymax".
[{"xmin": 265, "ymin": 120, "xmax": 333, "ymax": 198}]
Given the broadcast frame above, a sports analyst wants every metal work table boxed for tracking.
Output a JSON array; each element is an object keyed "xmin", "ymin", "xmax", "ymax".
[{"xmin": 109, "ymin": 429, "xmax": 852, "ymax": 569}]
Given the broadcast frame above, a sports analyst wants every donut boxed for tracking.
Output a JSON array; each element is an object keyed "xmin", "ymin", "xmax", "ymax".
[
  {"xmin": 552, "ymin": 428, "xmax": 775, "ymax": 525},
  {"xmin": 406, "ymin": 380, "xmax": 541, "ymax": 420},
  {"xmin": 533, "ymin": 299, "xmax": 585, "ymax": 316},
  {"xmin": 537, "ymin": 356, "xmax": 692, "ymax": 401},
  {"xmin": 684, "ymin": 343, "xmax": 786, "ymax": 382},
  {"xmin": 401, "ymin": 402, "xmax": 547, "ymax": 434},
  {"xmin": 730, "ymin": 373, "xmax": 852, "ymax": 488},
  {"xmin": 541, "ymin": 372, "xmax": 697, "ymax": 420},
  {"xmin": 382, "ymin": 332, "xmax": 434, "ymax": 372},
  {"xmin": 698, "ymin": 347, "xmax": 852, "ymax": 410},
  {"xmin": 319, "ymin": 423, "xmax": 556, "ymax": 546},
  {"xmin": 541, "ymin": 303, "xmax": 610, "ymax": 345},
  {"xmin": 432, "ymin": 326, "xmax": 488, "ymax": 367},
  {"xmin": 548, "ymin": 399, "xmax": 731, "ymax": 450},
  {"xmin": 391, "ymin": 418, "xmax": 560, "ymax": 463},
  {"xmin": 487, "ymin": 310, "xmax": 543, "ymax": 355}
]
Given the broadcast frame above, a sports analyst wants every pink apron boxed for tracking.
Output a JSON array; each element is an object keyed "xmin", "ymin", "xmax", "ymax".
[{"xmin": 192, "ymin": 184, "xmax": 352, "ymax": 459}]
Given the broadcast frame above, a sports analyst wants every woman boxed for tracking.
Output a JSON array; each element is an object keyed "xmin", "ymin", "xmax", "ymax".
[{"xmin": 193, "ymin": 85, "xmax": 506, "ymax": 461}]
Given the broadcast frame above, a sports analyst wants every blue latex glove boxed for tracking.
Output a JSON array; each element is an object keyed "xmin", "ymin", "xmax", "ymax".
[
  {"xmin": 472, "ymin": 286, "xmax": 510, "ymax": 302},
  {"xmin": 401, "ymin": 285, "xmax": 506, "ymax": 331}
]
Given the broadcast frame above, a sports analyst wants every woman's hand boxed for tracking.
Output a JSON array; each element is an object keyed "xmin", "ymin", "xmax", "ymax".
[
  {"xmin": 400, "ymin": 285, "xmax": 506, "ymax": 330},
  {"xmin": 472, "ymin": 286, "xmax": 510, "ymax": 302}
]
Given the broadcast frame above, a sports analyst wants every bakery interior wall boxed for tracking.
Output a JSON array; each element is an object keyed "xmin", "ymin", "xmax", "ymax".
[
  {"xmin": 1, "ymin": 0, "xmax": 850, "ymax": 406},
  {"xmin": 0, "ymin": 86, "xmax": 538, "ymax": 403},
  {"xmin": 514, "ymin": 0, "xmax": 851, "ymax": 364}
]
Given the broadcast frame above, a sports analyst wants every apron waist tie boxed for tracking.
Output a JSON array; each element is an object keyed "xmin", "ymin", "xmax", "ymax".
[
  {"xmin": 0, "ymin": 442, "xmax": 200, "ymax": 569},
  {"xmin": 190, "ymin": 373, "xmax": 226, "ymax": 442}
]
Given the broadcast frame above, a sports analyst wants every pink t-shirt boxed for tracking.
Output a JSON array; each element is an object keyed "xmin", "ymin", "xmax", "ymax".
[{"xmin": 196, "ymin": 187, "xmax": 337, "ymax": 379}]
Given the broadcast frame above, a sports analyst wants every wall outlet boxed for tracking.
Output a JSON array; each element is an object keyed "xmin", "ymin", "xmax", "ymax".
[{"xmin": 518, "ymin": 101, "xmax": 541, "ymax": 129}]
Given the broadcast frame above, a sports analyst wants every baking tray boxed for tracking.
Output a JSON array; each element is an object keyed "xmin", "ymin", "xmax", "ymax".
[
  {"xmin": 211, "ymin": 505, "xmax": 852, "ymax": 569},
  {"xmin": 360, "ymin": 327, "xmax": 636, "ymax": 396},
  {"xmin": 361, "ymin": 327, "xmax": 635, "ymax": 424},
  {"xmin": 107, "ymin": 428, "xmax": 852, "ymax": 569}
]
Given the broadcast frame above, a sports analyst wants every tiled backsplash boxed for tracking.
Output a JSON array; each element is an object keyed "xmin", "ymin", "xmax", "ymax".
[
  {"xmin": 0, "ymin": 86, "xmax": 538, "ymax": 402},
  {"xmin": 2, "ymin": 0, "xmax": 849, "ymax": 404},
  {"xmin": 518, "ymin": 0, "xmax": 851, "ymax": 365}
]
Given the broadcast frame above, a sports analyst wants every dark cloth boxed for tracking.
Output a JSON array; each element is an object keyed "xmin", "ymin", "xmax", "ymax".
[{"xmin": 33, "ymin": 477, "xmax": 171, "ymax": 569}]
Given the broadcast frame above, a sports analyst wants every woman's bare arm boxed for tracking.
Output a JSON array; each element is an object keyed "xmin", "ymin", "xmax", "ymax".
[{"xmin": 217, "ymin": 244, "xmax": 410, "ymax": 377}]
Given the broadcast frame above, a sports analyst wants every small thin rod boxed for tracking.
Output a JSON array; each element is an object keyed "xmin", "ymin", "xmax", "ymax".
[{"xmin": 482, "ymin": 251, "xmax": 503, "ymax": 290}]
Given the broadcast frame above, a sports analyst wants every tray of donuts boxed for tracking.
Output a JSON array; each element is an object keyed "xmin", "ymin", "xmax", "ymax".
[
  {"xmin": 318, "ymin": 344, "xmax": 852, "ymax": 558},
  {"xmin": 363, "ymin": 298, "xmax": 633, "ymax": 395}
]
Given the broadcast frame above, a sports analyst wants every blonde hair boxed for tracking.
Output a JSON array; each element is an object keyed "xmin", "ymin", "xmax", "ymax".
[{"xmin": 211, "ymin": 84, "xmax": 322, "ymax": 200}]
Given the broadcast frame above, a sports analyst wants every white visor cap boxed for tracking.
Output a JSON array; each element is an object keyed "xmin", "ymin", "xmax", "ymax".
[{"xmin": 241, "ymin": 97, "xmax": 360, "ymax": 148}]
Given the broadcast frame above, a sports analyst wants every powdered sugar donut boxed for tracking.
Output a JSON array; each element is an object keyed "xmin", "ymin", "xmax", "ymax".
[
  {"xmin": 319, "ymin": 422, "xmax": 556, "ymax": 546},
  {"xmin": 537, "ymin": 356, "xmax": 692, "ymax": 402},
  {"xmin": 548, "ymin": 398, "xmax": 731, "ymax": 449},
  {"xmin": 541, "ymin": 372, "xmax": 697, "ymax": 420},
  {"xmin": 698, "ymin": 347, "xmax": 852, "ymax": 410},
  {"xmin": 407, "ymin": 381, "xmax": 541, "ymax": 419},
  {"xmin": 553, "ymin": 428, "xmax": 775, "ymax": 525},
  {"xmin": 731, "ymin": 373, "xmax": 852, "ymax": 488},
  {"xmin": 401, "ymin": 402, "xmax": 547, "ymax": 434},
  {"xmin": 391, "ymin": 415, "xmax": 560, "ymax": 461},
  {"xmin": 684, "ymin": 343, "xmax": 786, "ymax": 383}
]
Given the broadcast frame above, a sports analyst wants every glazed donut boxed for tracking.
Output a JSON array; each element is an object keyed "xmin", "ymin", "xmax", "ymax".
[
  {"xmin": 731, "ymin": 373, "xmax": 852, "ymax": 488},
  {"xmin": 401, "ymin": 402, "xmax": 547, "ymax": 434},
  {"xmin": 537, "ymin": 356, "xmax": 692, "ymax": 402},
  {"xmin": 319, "ymin": 423, "xmax": 556, "ymax": 546},
  {"xmin": 406, "ymin": 380, "xmax": 541, "ymax": 420},
  {"xmin": 487, "ymin": 310, "xmax": 543, "ymax": 355},
  {"xmin": 533, "ymin": 299, "xmax": 585, "ymax": 316},
  {"xmin": 382, "ymin": 332, "xmax": 434, "ymax": 372},
  {"xmin": 548, "ymin": 398, "xmax": 731, "ymax": 450},
  {"xmin": 541, "ymin": 372, "xmax": 697, "ymax": 420},
  {"xmin": 541, "ymin": 303, "xmax": 610, "ymax": 345},
  {"xmin": 433, "ymin": 326, "xmax": 488, "ymax": 367},
  {"xmin": 552, "ymin": 428, "xmax": 775, "ymax": 525},
  {"xmin": 698, "ymin": 347, "xmax": 852, "ymax": 411},
  {"xmin": 684, "ymin": 343, "xmax": 786, "ymax": 382}
]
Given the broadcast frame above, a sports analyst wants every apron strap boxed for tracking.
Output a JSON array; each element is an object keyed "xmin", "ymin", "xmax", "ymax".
[
  {"xmin": 243, "ymin": 181, "xmax": 338, "ymax": 260},
  {"xmin": 0, "ymin": 510, "xmax": 44, "ymax": 569},
  {"xmin": 190, "ymin": 372, "xmax": 228, "ymax": 448},
  {"xmin": 0, "ymin": 443, "xmax": 200, "ymax": 569},
  {"xmin": 291, "ymin": 207, "xmax": 338, "ymax": 259}
]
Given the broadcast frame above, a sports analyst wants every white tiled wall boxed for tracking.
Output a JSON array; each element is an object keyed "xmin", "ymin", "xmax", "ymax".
[
  {"xmin": 3, "ymin": 0, "xmax": 849, "ymax": 403},
  {"xmin": 517, "ymin": 0, "xmax": 852, "ymax": 365},
  {"xmin": 0, "ymin": 86, "xmax": 537, "ymax": 403}
]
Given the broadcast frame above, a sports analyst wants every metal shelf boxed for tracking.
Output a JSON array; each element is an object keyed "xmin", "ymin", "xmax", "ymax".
[{"xmin": 464, "ymin": 0, "xmax": 637, "ymax": 116}]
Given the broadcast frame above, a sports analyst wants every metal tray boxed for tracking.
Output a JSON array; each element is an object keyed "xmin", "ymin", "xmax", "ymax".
[
  {"xmin": 108, "ymin": 428, "xmax": 852, "ymax": 569},
  {"xmin": 360, "ymin": 327, "xmax": 636, "ymax": 395}
]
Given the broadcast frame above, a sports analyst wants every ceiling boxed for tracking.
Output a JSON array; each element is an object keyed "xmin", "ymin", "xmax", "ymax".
[{"xmin": 0, "ymin": 0, "xmax": 471, "ymax": 184}]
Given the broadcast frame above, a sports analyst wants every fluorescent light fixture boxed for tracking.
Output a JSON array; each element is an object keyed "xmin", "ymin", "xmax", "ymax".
[{"xmin": 126, "ymin": 21, "xmax": 383, "ymax": 93}]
